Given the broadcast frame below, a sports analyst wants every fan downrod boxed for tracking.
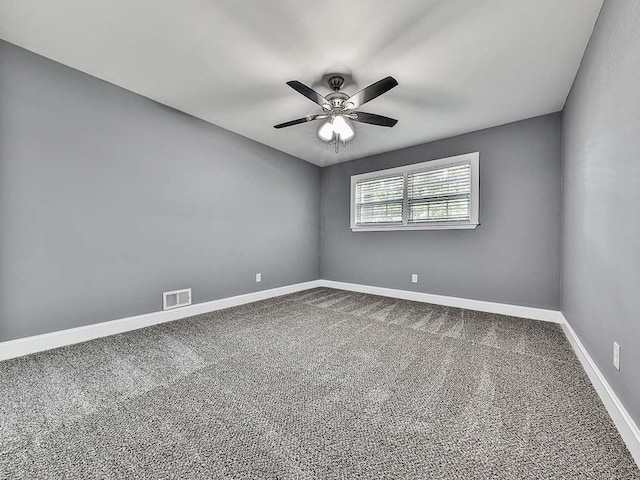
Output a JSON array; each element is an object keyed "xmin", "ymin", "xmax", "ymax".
[{"xmin": 327, "ymin": 75, "xmax": 345, "ymax": 92}]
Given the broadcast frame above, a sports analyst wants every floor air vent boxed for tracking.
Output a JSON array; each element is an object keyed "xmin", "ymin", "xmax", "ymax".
[{"xmin": 163, "ymin": 288, "xmax": 192, "ymax": 310}]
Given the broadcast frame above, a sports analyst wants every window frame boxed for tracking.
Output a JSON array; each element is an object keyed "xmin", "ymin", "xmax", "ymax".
[{"xmin": 350, "ymin": 152, "xmax": 480, "ymax": 231}]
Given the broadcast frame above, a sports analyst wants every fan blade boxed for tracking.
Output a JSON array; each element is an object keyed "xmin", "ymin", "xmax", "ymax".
[
  {"xmin": 274, "ymin": 114, "xmax": 323, "ymax": 129},
  {"xmin": 352, "ymin": 112, "xmax": 398, "ymax": 127},
  {"xmin": 344, "ymin": 76, "xmax": 398, "ymax": 110},
  {"xmin": 286, "ymin": 81, "xmax": 330, "ymax": 109}
]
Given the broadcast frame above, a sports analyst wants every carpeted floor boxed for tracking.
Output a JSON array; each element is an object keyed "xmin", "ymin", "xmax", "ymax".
[{"xmin": 1, "ymin": 287, "xmax": 638, "ymax": 479}]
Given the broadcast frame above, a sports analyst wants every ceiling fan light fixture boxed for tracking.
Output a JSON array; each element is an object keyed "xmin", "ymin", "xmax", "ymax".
[
  {"xmin": 332, "ymin": 115, "xmax": 354, "ymax": 142},
  {"xmin": 277, "ymin": 75, "xmax": 397, "ymax": 152},
  {"xmin": 317, "ymin": 120, "xmax": 334, "ymax": 142}
]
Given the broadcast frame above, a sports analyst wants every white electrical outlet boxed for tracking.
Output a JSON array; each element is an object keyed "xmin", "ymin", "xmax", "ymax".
[
  {"xmin": 256, "ymin": 273, "xmax": 262, "ymax": 283},
  {"xmin": 411, "ymin": 274, "xmax": 418, "ymax": 283},
  {"xmin": 613, "ymin": 342, "xmax": 620, "ymax": 370}
]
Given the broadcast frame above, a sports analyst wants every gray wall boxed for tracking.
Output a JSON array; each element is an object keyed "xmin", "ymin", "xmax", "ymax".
[
  {"xmin": 321, "ymin": 114, "xmax": 562, "ymax": 310},
  {"xmin": 562, "ymin": 1, "xmax": 640, "ymax": 424},
  {"xmin": 0, "ymin": 41, "xmax": 320, "ymax": 341}
]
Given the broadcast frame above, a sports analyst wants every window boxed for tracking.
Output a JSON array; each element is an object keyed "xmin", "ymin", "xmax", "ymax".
[
  {"xmin": 354, "ymin": 175, "xmax": 404, "ymax": 225},
  {"xmin": 350, "ymin": 152, "xmax": 479, "ymax": 231}
]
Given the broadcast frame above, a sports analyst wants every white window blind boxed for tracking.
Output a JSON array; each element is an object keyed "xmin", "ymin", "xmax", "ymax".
[
  {"xmin": 350, "ymin": 152, "xmax": 479, "ymax": 231},
  {"xmin": 407, "ymin": 163, "xmax": 471, "ymax": 224},
  {"xmin": 354, "ymin": 175, "xmax": 404, "ymax": 225}
]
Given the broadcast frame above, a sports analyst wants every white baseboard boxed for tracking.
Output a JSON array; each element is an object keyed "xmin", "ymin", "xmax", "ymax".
[
  {"xmin": 560, "ymin": 314, "xmax": 640, "ymax": 467},
  {"xmin": 0, "ymin": 280, "xmax": 561, "ymax": 362},
  {"xmin": 318, "ymin": 280, "xmax": 563, "ymax": 323},
  {"xmin": 0, "ymin": 279, "xmax": 561, "ymax": 361},
  {"xmin": 0, "ymin": 280, "xmax": 322, "ymax": 362}
]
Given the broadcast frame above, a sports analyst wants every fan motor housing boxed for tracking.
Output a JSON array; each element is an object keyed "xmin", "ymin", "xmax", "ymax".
[{"xmin": 325, "ymin": 91, "xmax": 349, "ymax": 108}]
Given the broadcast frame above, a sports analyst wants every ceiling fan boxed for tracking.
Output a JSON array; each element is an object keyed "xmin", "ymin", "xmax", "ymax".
[{"xmin": 274, "ymin": 75, "xmax": 398, "ymax": 152}]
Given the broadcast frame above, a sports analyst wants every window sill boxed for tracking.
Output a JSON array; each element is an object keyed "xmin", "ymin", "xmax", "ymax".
[{"xmin": 350, "ymin": 223, "xmax": 479, "ymax": 232}]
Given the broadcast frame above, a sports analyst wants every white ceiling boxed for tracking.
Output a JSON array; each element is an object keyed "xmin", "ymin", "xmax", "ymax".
[{"xmin": 0, "ymin": 0, "xmax": 603, "ymax": 167}]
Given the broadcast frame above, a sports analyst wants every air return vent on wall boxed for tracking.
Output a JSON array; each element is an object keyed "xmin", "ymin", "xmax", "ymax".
[{"xmin": 163, "ymin": 288, "xmax": 191, "ymax": 310}]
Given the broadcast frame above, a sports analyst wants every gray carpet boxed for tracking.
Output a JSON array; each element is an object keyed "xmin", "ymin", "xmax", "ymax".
[{"xmin": 1, "ymin": 287, "xmax": 638, "ymax": 479}]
